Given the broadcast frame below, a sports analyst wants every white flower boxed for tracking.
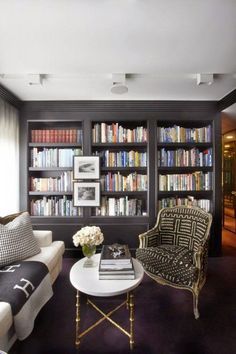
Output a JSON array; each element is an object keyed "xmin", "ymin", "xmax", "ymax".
[{"xmin": 72, "ymin": 226, "xmax": 104, "ymax": 247}]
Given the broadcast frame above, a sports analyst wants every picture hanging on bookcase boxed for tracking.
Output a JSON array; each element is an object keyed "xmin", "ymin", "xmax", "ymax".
[
  {"xmin": 73, "ymin": 182, "xmax": 100, "ymax": 207},
  {"xmin": 73, "ymin": 156, "xmax": 100, "ymax": 180}
]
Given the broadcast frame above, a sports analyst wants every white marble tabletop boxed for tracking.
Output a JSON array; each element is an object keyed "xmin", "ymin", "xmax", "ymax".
[{"xmin": 69, "ymin": 253, "xmax": 144, "ymax": 297}]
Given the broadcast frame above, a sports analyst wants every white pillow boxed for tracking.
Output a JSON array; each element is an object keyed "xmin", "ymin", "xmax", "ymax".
[{"xmin": 0, "ymin": 212, "xmax": 41, "ymax": 267}]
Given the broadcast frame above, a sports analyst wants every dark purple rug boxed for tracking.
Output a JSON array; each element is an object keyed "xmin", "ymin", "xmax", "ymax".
[{"xmin": 9, "ymin": 256, "xmax": 236, "ymax": 354}]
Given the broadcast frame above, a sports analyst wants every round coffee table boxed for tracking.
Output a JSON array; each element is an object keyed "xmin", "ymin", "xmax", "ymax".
[{"xmin": 70, "ymin": 253, "xmax": 144, "ymax": 350}]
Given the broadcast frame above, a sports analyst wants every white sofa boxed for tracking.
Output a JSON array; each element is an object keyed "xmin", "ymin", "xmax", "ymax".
[{"xmin": 0, "ymin": 230, "xmax": 65, "ymax": 352}]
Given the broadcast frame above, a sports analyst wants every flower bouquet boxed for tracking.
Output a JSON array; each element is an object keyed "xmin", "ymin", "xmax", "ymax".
[{"xmin": 73, "ymin": 226, "xmax": 104, "ymax": 265}]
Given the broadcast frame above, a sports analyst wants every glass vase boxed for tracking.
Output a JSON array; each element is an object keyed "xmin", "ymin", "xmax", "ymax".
[{"xmin": 82, "ymin": 244, "xmax": 96, "ymax": 267}]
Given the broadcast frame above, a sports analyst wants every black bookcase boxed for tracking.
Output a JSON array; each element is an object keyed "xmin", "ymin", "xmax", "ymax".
[{"xmin": 19, "ymin": 102, "xmax": 222, "ymax": 256}]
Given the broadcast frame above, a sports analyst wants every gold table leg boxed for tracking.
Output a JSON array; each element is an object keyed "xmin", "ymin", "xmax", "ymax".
[
  {"xmin": 126, "ymin": 292, "xmax": 130, "ymax": 309},
  {"xmin": 75, "ymin": 290, "xmax": 80, "ymax": 347},
  {"xmin": 129, "ymin": 291, "xmax": 134, "ymax": 350},
  {"xmin": 74, "ymin": 291, "xmax": 135, "ymax": 349}
]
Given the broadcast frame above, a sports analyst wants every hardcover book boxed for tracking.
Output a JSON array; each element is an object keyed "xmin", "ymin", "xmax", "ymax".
[{"xmin": 100, "ymin": 244, "xmax": 132, "ymax": 264}]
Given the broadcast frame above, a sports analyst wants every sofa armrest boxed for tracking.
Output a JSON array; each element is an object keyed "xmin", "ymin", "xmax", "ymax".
[{"xmin": 33, "ymin": 230, "xmax": 52, "ymax": 247}]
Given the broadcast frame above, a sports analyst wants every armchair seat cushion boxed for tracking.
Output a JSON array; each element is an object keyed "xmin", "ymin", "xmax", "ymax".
[{"xmin": 136, "ymin": 245, "xmax": 198, "ymax": 287}]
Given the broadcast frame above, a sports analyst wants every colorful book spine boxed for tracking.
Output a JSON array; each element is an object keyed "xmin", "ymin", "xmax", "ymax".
[
  {"xmin": 31, "ymin": 129, "xmax": 83, "ymax": 143},
  {"xmin": 158, "ymin": 125, "xmax": 212, "ymax": 143},
  {"xmin": 30, "ymin": 196, "xmax": 82, "ymax": 216},
  {"xmin": 92, "ymin": 123, "xmax": 147, "ymax": 143},
  {"xmin": 94, "ymin": 196, "xmax": 144, "ymax": 216},
  {"xmin": 94, "ymin": 150, "xmax": 147, "ymax": 167},
  {"xmin": 158, "ymin": 198, "xmax": 211, "ymax": 212},
  {"xmin": 159, "ymin": 172, "xmax": 212, "ymax": 191}
]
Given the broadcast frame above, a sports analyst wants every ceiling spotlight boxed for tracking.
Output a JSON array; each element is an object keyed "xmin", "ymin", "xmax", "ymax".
[
  {"xmin": 28, "ymin": 74, "xmax": 43, "ymax": 85},
  {"xmin": 196, "ymin": 73, "xmax": 214, "ymax": 85},
  {"xmin": 111, "ymin": 73, "xmax": 128, "ymax": 94}
]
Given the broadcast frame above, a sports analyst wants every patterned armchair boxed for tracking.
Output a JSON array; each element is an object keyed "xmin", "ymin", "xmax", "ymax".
[{"xmin": 136, "ymin": 206, "xmax": 212, "ymax": 319}]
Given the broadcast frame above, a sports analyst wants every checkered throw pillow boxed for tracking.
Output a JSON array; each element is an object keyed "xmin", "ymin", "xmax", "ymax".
[{"xmin": 0, "ymin": 212, "xmax": 41, "ymax": 267}]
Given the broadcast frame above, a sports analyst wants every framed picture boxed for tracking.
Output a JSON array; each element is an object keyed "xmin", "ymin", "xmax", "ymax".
[
  {"xmin": 73, "ymin": 156, "xmax": 100, "ymax": 180},
  {"xmin": 73, "ymin": 182, "xmax": 100, "ymax": 207}
]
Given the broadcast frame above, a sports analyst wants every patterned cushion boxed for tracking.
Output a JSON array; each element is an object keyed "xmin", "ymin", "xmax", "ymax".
[
  {"xmin": 157, "ymin": 207, "xmax": 211, "ymax": 252},
  {"xmin": 0, "ymin": 212, "xmax": 41, "ymax": 267},
  {"xmin": 136, "ymin": 245, "xmax": 198, "ymax": 287}
]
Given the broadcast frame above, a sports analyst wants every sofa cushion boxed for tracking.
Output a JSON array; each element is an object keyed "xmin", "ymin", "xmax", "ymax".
[
  {"xmin": 136, "ymin": 245, "xmax": 198, "ymax": 287},
  {"xmin": 26, "ymin": 241, "xmax": 65, "ymax": 276},
  {"xmin": 0, "ymin": 212, "xmax": 41, "ymax": 267}
]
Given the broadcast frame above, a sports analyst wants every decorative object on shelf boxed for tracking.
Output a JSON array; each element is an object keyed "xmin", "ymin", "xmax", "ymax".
[
  {"xmin": 73, "ymin": 155, "xmax": 100, "ymax": 179},
  {"xmin": 73, "ymin": 226, "xmax": 104, "ymax": 267},
  {"xmin": 73, "ymin": 182, "xmax": 100, "ymax": 207}
]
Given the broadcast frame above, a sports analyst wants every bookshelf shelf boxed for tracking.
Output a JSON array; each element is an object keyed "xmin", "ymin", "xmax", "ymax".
[
  {"xmin": 92, "ymin": 142, "xmax": 147, "ymax": 148},
  {"xmin": 29, "ymin": 167, "xmax": 73, "ymax": 171},
  {"xmin": 101, "ymin": 191, "xmax": 147, "ymax": 196},
  {"xmin": 29, "ymin": 143, "xmax": 82, "ymax": 148},
  {"xmin": 157, "ymin": 142, "xmax": 212, "ymax": 148},
  {"xmin": 158, "ymin": 190, "xmax": 213, "ymax": 197},
  {"xmin": 158, "ymin": 166, "xmax": 213, "ymax": 173},
  {"xmin": 101, "ymin": 167, "xmax": 147, "ymax": 172},
  {"xmin": 29, "ymin": 191, "xmax": 73, "ymax": 196}
]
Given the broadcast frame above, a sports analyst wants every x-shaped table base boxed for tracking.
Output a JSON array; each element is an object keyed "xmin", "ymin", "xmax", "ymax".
[{"xmin": 75, "ymin": 291, "xmax": 135, "ymax": 350}]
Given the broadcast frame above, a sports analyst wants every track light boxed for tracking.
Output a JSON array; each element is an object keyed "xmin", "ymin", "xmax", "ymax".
[
  {"xmin": 111, "ymin": 73, "xmax": 128, "ymax": 94},
  {"xmin": 196, "ymin": 73, "xmax": 214, "ymax": 85},
  {"xmin": 28, "ymin": 74, "xmax": 43, "ymax": 85}
]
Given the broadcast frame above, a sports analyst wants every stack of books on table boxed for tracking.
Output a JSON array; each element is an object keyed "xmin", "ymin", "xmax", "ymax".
[{"xmin": 99, "ymin": 244, "xmax": 135, "ymax": 280}]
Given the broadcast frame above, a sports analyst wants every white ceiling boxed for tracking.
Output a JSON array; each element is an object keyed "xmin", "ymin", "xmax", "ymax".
[{"xmin": 0, "ymin": 0, "xmax": 236, "ymax": 101}]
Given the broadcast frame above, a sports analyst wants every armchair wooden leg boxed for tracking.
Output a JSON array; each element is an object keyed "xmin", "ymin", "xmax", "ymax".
[{"xmin": 193, "ymin": 291, "xmax": 200, "ymax": 319}]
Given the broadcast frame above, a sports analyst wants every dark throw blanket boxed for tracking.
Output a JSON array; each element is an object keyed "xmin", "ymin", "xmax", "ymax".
[{"xmin": 0, "ymin": 261, "xmax": 53, "ymax": 340}]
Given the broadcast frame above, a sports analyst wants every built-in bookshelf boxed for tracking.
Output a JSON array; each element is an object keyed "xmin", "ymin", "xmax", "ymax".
[
  {"xmin": 19, "ymin": 104, "xmax": 221, "ymax": 256},
  {"xmin": 28, "ymin": 121, "xmax": 83, "ymax": 217},
  {"xmin": 91, "ymin": 121, "xmax": 148, "ymax": 217},
  {"xmin": 157, "ymin": 122, "xmax": 213, "ymax": 213}
]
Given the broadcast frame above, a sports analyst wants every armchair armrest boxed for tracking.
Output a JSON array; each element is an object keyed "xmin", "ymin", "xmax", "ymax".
[
  {"xmin": 193, "ymin": 246, "xmax": 204, "ymax": 269},
  {"xmin": 33, "ymin": 230, "xmax": 52, "ymax": 247},
  {"xmin": 138, "ymin": 227, "xmax": 159, "ymax": 248}
]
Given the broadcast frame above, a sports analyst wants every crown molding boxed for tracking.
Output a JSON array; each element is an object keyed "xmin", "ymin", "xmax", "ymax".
[
  {"xmin": 218, "ymin": 89, "xmax": 236, "ymax": 112},
  {"xmin": 0, "ymin": 83, "xmax": 22, "ymax": 109}
]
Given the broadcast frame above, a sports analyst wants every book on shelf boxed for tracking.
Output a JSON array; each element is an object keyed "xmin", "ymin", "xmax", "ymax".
[{"xmin": 100, "ymin": 244, "xmax": 132, "ymax": 264}]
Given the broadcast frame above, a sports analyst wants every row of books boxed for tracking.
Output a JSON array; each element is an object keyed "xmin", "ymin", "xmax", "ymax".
[
  {"xmin": 159, "ymin": 172, "xmax": 212, "ymax": 191},
  {"xmin": 158, "ymin": 197, "xmax": 211, "ymax": 212},
  {"xmin": 157, "ymin": 125, "xmax": 212, "ymax": 143},
  {"xmin": 100, "ymin": 172, "xmax": 147, "ymax": 192},
  {"xmin": 94, "ymin": 150, "xmax": 147, "ymax": 167},
  {"xmin": 95, "ymin": 196, "xmax": 144, "ymax": 216},
  {"xmin": 157, "ymin": 148, "xmax": 213, "ymax": 167},
  {"xmin": 30, "ymin": 148, "xmax": 82, "ymax": 168},
  {"xmin": 30, "ymin": 171, "xmax": 73, "ymax": 192},
  {"xmin": 30, "ymin": 196, "xmax": 82, "ymax": 216},
  {"xmin": 99, "ymin": 244, "xmax": 135, "ymax": 280},
  {"xmin": 92, "ymin": 123, "xmax": 147, "ymax": 143},
  {"xmin": 31, "ymin": 129, "xmax": 83, "ymax": 144}
]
